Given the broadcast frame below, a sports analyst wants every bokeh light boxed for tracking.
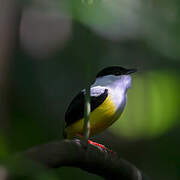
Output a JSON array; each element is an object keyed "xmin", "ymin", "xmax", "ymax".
[{"xmin": 0, "ymin": 0, "xmax": 180, "ymax": 179}]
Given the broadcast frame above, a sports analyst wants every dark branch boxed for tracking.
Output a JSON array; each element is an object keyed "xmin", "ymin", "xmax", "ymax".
[{"xmin": 17, "ymin": 139, "xmax": 150, "ymax": 180}]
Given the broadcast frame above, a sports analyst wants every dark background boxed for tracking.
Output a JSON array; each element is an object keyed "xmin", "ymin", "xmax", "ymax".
[{"xmin": 0, "ymin": 0, "xmax": 180, "ymax": 179}]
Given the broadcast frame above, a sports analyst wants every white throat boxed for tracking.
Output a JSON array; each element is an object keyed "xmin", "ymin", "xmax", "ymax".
[
  {"xmin": 91, "ymin": 75, "xmax": 132, "ymax": 110},
  {"xmin": 92, "ymin": 75, "xmax": 132, "ymax": 91}
]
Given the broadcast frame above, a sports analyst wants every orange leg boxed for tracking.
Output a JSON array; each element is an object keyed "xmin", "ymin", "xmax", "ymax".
[
  {"xmin": 88, "ymin": 140, "xmax": 115, "ymax": 154},
  {"xmin": 75, "ymin": 134, "xmax": 116, "ymax": 154}
]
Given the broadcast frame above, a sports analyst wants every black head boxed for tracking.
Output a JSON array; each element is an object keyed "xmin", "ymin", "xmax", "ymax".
[{"xmin": 96, "ymin": 66, "xmax": 137, "ymax": 78}]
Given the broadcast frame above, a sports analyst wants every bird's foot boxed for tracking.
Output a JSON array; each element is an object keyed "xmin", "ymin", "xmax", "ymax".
[{"xmin": 88, "ymin": 140, "xmax": 116, "ymax": 155}]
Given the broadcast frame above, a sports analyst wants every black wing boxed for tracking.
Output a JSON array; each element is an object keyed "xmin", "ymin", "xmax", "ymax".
[{"xmin": 65, "ymin": 88, "xmax": 108, "ymax": 127}]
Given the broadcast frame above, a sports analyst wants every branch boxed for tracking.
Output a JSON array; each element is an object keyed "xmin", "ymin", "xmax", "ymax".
[
  {"xmin": 14, "ymin": 139, "xmax": 150, "ymax": 180},
  {"xmin": 83, "ymin": 85, "xmax": 91, "ymax": 144}
]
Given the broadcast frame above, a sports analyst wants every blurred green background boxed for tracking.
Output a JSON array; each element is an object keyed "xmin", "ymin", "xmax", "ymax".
[{"xmin": 0, "ymin": 0, "xmax": 180, "ymax": 179}]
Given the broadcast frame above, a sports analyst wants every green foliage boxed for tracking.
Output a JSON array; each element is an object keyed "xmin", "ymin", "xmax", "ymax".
[{"xmin": 1, "ymin": 0, "xmax": 180, "ymax": 179}]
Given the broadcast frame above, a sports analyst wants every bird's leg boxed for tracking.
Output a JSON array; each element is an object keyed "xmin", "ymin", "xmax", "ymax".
[
  {"xmin": 75, "ymin": 134, "xmax": 116, "ymax": 154},
  {"xmin": 88, "ymin": 140, "xmax": 116, "ymax": 154}
]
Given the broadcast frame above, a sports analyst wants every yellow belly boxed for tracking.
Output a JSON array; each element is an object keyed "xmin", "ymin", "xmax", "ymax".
[{"xmin": 65, "ymin": 95, "xmax": 119, "ymax": 139}]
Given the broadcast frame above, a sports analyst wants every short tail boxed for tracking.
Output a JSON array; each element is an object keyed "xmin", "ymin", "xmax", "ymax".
[
  {"xmin": 62, "ymin": 122, "xmax": 77, "ymax": 139},
  {"xmin": 63, "ymin": 126, "xmax": 75, "ymax": 139}
]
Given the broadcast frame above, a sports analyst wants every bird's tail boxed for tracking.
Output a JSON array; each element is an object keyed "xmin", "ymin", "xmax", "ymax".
[{"xmin": 63, "ymin": 126, "xmax": 75, "ymax": 139}]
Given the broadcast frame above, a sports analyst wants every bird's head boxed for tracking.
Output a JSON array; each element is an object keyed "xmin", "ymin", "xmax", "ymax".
[{"xmin": 95, "ymin": 66, "xmax": 137, "ymax": 90}]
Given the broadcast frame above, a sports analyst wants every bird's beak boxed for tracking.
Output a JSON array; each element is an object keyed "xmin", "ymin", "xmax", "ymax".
[{"xmin": 126, "ymin": 69, "xmax": 137, "ymax": 74}]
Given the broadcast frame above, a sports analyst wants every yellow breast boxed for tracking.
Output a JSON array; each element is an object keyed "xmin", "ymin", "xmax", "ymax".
[{"xmin": 65, "ymin": 95, "xmax": 119, "ymax": 139}]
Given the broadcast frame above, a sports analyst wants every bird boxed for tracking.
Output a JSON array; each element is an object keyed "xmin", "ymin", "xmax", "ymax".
[{"xmin": 63, "ymin": 66, "xmax": 137, "ymax": 144}]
